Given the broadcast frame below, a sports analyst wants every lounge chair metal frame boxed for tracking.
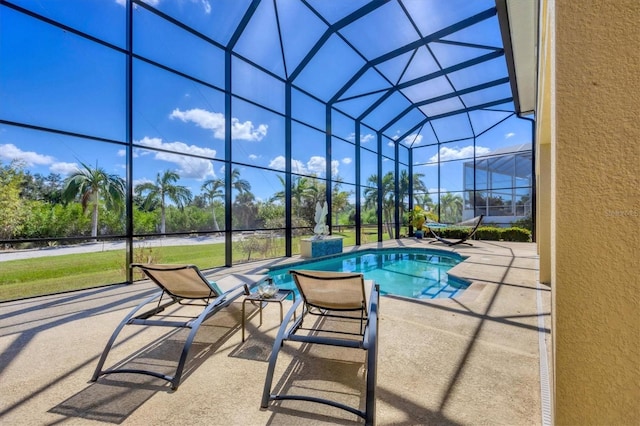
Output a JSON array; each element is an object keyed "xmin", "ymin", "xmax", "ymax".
[
  {"xmin": 91, "ymin": 263, "xmax": 257, "ymax": 390},
  {"xmin": 427, "ymin": 214, "xmax": 484, "ymax": 246},
  {"xmin": 261, "ymin": 270, "xmax": 380, "ymax": 426}
]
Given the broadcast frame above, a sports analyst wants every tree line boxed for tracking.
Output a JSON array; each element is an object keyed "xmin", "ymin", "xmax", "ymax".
[{"xmin": 1, "ymin": 160, "xmax": 464, "ymax": 246}]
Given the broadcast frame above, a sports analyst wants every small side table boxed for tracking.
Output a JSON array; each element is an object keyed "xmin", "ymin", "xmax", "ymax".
[{"xmin": 242, "ymin": 289, "xmax": 296, "ymax": 342}]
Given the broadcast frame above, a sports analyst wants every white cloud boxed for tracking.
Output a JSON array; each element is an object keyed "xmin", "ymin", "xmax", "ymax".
[
  {"xmin": 136, "ymin": 136, "xmax": 216, "ymax": 179},
  {"xmin": 0, "ymin": 143, "xmax": 54, "ymax": 166},
  {"xmin": 170, "ymin": 108, "xmax": 225, "ymax": 138},
  {"xmin": 429, "ymin": 145, "xmax": 491, "ymax": 162},
  {"xmin": 199, "ymin": 0, "xmax": 211, "ymax": 14},
  {"xmin": 248, "ymin": 154, "xmax": 260, "ymax": 160},
  {"xmin": 0, "ymin": 143, "xmax": 121, "ymax": 176},
  {"xmin": 268, "ymin": 155, "xmax": 338, "ymax": 177},
  {"xmin": 137, "ymin": 136, "xmax": 217, "ymax": 158},
  {"xmin": 346, "ymin": 133, "xmax": 375, "ymax": 144},
  {"xmin": 270, "ymin": 156, "xmax": 309, "ymax": 174},
  {"xmin": 307, "ymin": 156, "xmax": 326, "ymax": 175},
  {"xmin": 361, "ymin": 133, "xmax": 375, "ymax": 144},
  {"xmin": 401, "ymin": 133, "xmax": 423, "ymax": 146},
  {"xmin": 331, "ymin": 160, "xmax": 339, "ymax": 176},
  {"xmin": 291, "ymin": 159, "xmax": 307, "ymax": 174},
  {"xmin": 117, "ymin": 149, "xmax": 138, "ymax": 158},
  {"xmin": 231, "ymin": 117, "xmax": 268, "ymax": 141},
  {"xmin": 342, "ymin": 157, "xmax": 352, "ymax": 165},
  {"xmin": 308, "ymin": 156, "xmax": 339, "ymax": 177},
  {"xmin": 170, "ymin": 108, "xmax": 268, "ymax": 142},
  {"xmin": 50, "ymin": 162, "xmax": 79, "ymax": 175},
  {"xmin": 505, "ymin": 132, "xmax": 515, "ymax": 139},
  {"xmin": 268, "ymin": 155, "xmax": 286, "ymax": 171}
]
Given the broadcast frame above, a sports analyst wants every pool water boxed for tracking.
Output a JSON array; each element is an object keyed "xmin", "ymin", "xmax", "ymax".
[{"xmin": 268, "ymin": 248, "xmax": 469, "ymax": 300}]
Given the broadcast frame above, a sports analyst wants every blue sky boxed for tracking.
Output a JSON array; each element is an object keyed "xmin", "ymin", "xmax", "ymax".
[{"xmin": 0, "ymin": 0, "xmax": 532, "ymax": 204}]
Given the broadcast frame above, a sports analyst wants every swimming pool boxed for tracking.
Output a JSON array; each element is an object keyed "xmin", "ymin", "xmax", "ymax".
[{"xmin": 268, "ymin": 248, "xmax": 469, "ymax": 300}]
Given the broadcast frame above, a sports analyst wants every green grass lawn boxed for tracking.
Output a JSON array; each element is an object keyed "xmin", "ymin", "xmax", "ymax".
[
  {"xmin": 0, "ymin": 244, "xmax": 226, "ymax": 301},
  {"xmin": 0, "ymin": 229, "xmax": 388, "ymax": 302}
]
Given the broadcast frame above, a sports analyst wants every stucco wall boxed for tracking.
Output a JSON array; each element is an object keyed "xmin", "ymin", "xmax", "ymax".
[
  {"xmin": 536, "ymin": 0, "xmax": 553, "ymax": 286},
  {"xmin": 549, "ymin": 1, "xmax": 640, "ymax": 424}
]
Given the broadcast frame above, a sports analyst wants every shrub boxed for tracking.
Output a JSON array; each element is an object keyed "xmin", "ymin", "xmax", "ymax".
[
  {"xmin": 128, "ymin": 244, "xmax": 162, "ymax": 280},
  {"xmin": 431, "ymin": 227, "xmax": 469, "ymax": 240},
  {"xmin": 500, "ymin": 227, "xmax": 532, "ymax": 242},
  {"xmin": 513, "ymin": 215, "xmax": 533, "ymax": 231},
  {"xmin": 472, "ymin": 226, "xmax": 531, "ymax": 242},
  {"xmin": 475, "ymin": 226, "xmax": 502, "ymax": 241},
  {"xmin": 408, "ymin": 206, "xmax": 427, "ymax": 230},
  {"xmin": 414, "ymin": 223, "xmax": 535, "ymax": 243}
]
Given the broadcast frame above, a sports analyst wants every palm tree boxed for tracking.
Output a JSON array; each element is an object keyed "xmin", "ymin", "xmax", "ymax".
[
  {"xmin": 231, "ymin": 168, "xmax": 251, "ymax": 194},
  {"xmin": 331, "ymin": 180, "xmax": 352, "ymax": 228},
  {"xmin": 362, "ymin": 174, "xmax": 379, "ymax": 231},
  {"xmin": 201, "ymin": 178, "xmax": 224, "ymax": 231},
  {"xmin": 380, "ymin": 172, "xmax": 396, "ymax": 238},
  {"xmin": 438, "ymin": 192, "xmax": 463, "ymax": 223},
  {"xmin": 270, "ymin": 175, "xmax": 320, "ymax": 227},
  {"xmin": 414, "ymin": 192, "xmax": 434, "ymax": 211},
  {"xmin": 363, "ymin": 172, "xmax": 396, "ymax": 238},
  {"xmin": 272, "ymin": 175, "xmax": 318, "ymax": 204},
  {"xmin": 362, "ymin": 174, "xmax": 378, "ymax": 209},
  {"xmin": 135, "ymin": 170, "xmax": 192, "ymax": 234},
  {"xmin": 270, "ymin": 176, "xmax": 287, "ymax": 204},
  {"xmin": 62, "ymin": 161, "xmax": 125, "ymax": 240},
  {"xmin": 233, "ymin": 191, "xmax": 257, "ymax": 229},
  {"xmin": 398, "ymin": 169, "xmax": 432, "ymax": 219},
  {"xmin": 292, "ymin": 176, "xmax": 318, "ymax": 206}
]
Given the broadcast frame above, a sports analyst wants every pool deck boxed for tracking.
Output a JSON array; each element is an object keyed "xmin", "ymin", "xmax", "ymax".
[{"xmin": 0, "ymin": 238, "xmax": 550, "ymax": 425}]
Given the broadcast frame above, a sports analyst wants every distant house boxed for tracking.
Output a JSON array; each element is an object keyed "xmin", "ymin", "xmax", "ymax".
[{"xmin": 463, "ymin": 143, "xmax": 532, "ymax": 225}]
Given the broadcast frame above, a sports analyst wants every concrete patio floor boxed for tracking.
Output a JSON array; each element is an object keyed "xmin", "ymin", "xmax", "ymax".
[{"xmin": 0, "ymin": 238, "xmax": 550, "ymax": 425}]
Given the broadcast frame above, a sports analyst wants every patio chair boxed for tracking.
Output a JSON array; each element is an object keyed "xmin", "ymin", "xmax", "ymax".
[
  {"xmin": 91, "ymin": 263, "xmax": 267, "ymax": 390},
  {"xmin": 261, "ymin": 270, "xmax": 380, "ymax": 425},
  {"xmin": 426, "ymin": 214, "xmax": 484, "ymax": 246}
]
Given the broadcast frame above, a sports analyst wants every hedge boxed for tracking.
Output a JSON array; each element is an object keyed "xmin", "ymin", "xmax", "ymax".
[{"xmin": 428, "ymin": 226, "xmax": 531, "ymax": 242}]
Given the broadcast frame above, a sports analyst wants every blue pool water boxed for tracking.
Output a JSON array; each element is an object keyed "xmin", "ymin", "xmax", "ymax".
[{"xmin": 268, "ymin": 248, "xmax": 469, "ymax": 300}]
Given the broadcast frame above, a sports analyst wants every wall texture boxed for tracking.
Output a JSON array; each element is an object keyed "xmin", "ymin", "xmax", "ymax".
[
  {"xmin": 544, "ymin": 1, "xmax": 640, "ymax": 424},
  {"xmin": 536, "ymin": 0, "xmax": 553, "ymax": 286}
]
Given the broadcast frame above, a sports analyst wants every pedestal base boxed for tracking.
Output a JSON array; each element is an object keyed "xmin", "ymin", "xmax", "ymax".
[{"xmin": 300, "ymin": 237, "xmax": 343, "ymax": 258}]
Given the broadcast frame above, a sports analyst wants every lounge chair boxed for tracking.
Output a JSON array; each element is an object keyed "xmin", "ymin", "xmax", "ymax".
[
  {"xmin": 426, "ymin": 214, "xmax": 484, "ymax": 246},
  {"xmin": 91, "ymin": 263, "xmax": 268, "ymax": 390},
  {"xmin": 261, "ymin": 270, "xmax": 380, "ymax": 425}
]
